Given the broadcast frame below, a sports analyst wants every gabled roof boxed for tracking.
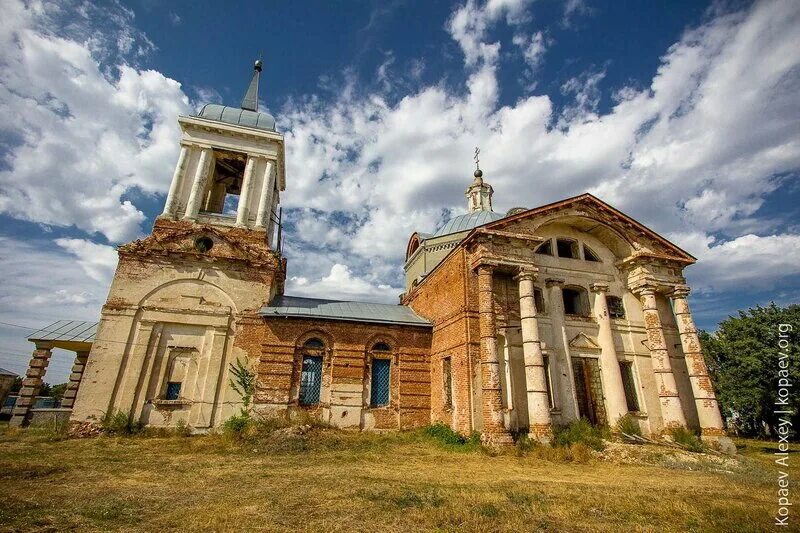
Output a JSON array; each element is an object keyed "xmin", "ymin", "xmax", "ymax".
[{"xmin": 260, "ymin": 295, "xmax": 431, "ymax": 327}]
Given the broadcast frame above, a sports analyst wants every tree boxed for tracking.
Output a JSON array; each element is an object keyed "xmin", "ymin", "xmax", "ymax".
[{"xmin": 701, "ymin": 303, "xmax": 799, "ymax": 439}]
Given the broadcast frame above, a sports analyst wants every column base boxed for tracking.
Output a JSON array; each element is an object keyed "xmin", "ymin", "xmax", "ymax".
[{"xmin": 528, "ymin": 423, "xmax": 552, "ymax": 444}]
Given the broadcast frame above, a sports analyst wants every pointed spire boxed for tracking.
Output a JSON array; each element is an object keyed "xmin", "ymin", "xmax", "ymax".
[{"xmin": 241, "ymin": 59, "xmax": 262, "ymax": 112}]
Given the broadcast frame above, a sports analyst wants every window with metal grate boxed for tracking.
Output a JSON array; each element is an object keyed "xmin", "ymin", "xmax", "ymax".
[
  {"xmin": 370, "ymin": 358, "xmax": 391, "ymax": 407},
  {"xmin": 619, "ymin": 362, "xmax": 640, "ymax": 412},
  {"xmin": 299, "ymin": 356, "xmax": 323, "ymax": 405}
]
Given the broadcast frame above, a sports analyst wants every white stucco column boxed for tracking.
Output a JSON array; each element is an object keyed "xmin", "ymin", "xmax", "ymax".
[
  {"xmin": 182, "ymin": 147, "xmax": 212, "ymax": 221},
  {"xmin": 162, "ymin": 145, "xmax": 190, "ymax": 218},
  {"xmin": 516, "ymin": 267, "xmax": 552, "ymax": 441},
  {"xmin": 670, "ymin": 285, "xmax": 732, "ymax": 450},
  {"xmin": 255, "ymin": 160, "xmax": 276, "ymax": 229},
  {"xmin": 235, "ymin": 156, "xmax": 257, "ymax": 227},
  {"xmin": 634, "ymin": 285, "xmax": 687, "ymax": 432},
  {"xmin": 590, "ymin": 283, "xmax": 629, "ymax": 426}
]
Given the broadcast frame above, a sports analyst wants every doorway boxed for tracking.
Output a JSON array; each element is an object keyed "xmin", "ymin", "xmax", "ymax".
[{"xmin": 571, "ymin": 356, "xmax": 607, "ymax": 426}]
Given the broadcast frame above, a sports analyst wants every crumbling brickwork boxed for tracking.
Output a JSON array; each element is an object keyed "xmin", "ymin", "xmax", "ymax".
[{"xmin": 241, "ymin": 317, "xmax": 432, "ymax": 430}]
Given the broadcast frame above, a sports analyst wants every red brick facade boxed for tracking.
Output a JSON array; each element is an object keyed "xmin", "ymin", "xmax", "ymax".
[{"xmin": 240, "ymin": 316, "xmax": 432, "ymax": 430}]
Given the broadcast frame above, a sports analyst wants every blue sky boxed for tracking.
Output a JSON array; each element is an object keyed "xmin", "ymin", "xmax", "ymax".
[{"xmin": 1, "ymin": 0, "xmax": 799, "ymax": 383}]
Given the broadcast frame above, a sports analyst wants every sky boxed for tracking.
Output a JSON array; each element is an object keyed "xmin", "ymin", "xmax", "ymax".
[{"xmin": 0, "ymin": 0, "xmax": 799, "ymax": 383}]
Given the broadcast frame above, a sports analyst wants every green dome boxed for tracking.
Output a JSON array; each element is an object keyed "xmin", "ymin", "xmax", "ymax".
[{"xmin": 196, "ymin": 103, "xmax": 276, "ymax": 132}]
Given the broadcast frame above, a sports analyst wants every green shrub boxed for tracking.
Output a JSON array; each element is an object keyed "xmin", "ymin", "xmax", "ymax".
[
  {"xmin": 222, "ymin": 413, "xmax": 252, "ymax": 441},
  {"xmin": 616, "ymin": 414, "xmax": 642, "ymax": 442},
  {"xmin": 669, "ymin": 426, "xmax": 704, "ymax": 453},
  {"xmin": 101, "ymin": 410, "xmax": 142, "ymax": 436},
  {"xmin": 423, "ymin": 423, "xmax": 481, "ymax": 451},
  {"xmin": 552, "ymin": 418, "xmax": 608, "ymax": 451},
  {"xmin": 424, "ymin": 422, "xmax": 467, "ymax": 445},
  {"xmin": 514, "ymin": 433, "xmax": 536, "ymax": 456}
]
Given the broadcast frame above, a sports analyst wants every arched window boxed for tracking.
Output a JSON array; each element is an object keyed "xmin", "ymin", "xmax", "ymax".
[
  {"xmin": 304, "ymin": 338, "xmax": 325, "ymax": 350},
  {"xmin": 562, "ymin": 286, "xmax": 589, "ymax": 316},
  {"xmin": 556, "ymin": 238, "xmax": 580, "ymax": 259},
  {"xmin": 583, "ymin": 244, "xmax": 601, "ymax": 262},
  {"xmin": 369, "ymin": 341, "xmax": 392, "ymax": 408},
  {"xmin": 535, "ymin": 240, "xmax": 553, "ymax": 255},
  {"xmin": 372, "ymin": 342, "xmax": 391, "ymax": 352},
  {"xmin": 606, "ymin": 295, "xmax": 625, "ymax": 319},
  {"xmin": 299, "ymin": 338, "xmax": 325, "ymax": 406}
]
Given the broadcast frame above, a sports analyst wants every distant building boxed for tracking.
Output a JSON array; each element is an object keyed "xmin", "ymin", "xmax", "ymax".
[
  {"xmin": 0, "ymin": 367, "xmax": 17, "ymax": 415},
  {"xmin": 11, "ymin": 62, "xmax": 731, "ymax": 450}
]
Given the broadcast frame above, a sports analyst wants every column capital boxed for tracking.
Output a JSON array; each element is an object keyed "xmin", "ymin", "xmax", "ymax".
[
  {"xmin": 472, "ymin": 257, "xmax": 500, "ymax": 273},
  {"xmin": 629, "ymin": 282, "xmax": 657, "ymax": 297},
  {"xmin": 33, "ymin": 341, "xmax": 54, "ymax": 351},
  {"xmin": 670, "ymin": 284, "xmax": 691, "ymax": 299},
  {"xmin": 514, "ymin": 266, "xmax": 539, "ymax": 282},
  {"xmin": 545, "ymin": 277, "xmax": 565, "ymax": 288},
  {"xmin": 589, "ymin": 282, "xmax": 610, "ymax": 293}
]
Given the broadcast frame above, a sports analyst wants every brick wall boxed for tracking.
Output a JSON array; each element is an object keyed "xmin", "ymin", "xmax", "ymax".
[
  {"xmin": 405, "ymin": 249, "xmax": 481, "ymax": 434},
  {"xmin": 241, "ymin": 317, "xmax": 432, "ymax": 430}
]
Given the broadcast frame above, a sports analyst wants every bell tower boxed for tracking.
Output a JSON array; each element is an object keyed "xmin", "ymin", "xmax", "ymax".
[
  {"xmin": 71, "ymin": 61, "xmax": 287, "ymax": 431},
  {"xmin": 160, "ymin": 59, "xmax": 286, "ymax": 243}
]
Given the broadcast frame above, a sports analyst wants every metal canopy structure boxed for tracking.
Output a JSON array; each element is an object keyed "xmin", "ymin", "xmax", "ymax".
[{"xmin": 28, "ymin": 320, "xmax": 98, "ymax": 351}]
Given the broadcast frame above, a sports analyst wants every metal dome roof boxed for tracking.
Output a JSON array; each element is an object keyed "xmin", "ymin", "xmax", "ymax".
[
  {"xmin": 432, "ymin": 210, "xmax": 505, "ymax": 237},
  {"xmin": 196, "ymin": 103, "xmax": 276, "ymax": 132}
]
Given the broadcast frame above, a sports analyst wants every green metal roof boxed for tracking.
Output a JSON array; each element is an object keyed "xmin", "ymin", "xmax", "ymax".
[
  {"xmin": 196, "ymin": 103, "xmax": 276, "ymax": 132},
  {"xmin": 260, "ymin": 295, "xmax": 431, "ymax": 327},
  {"xmin": 28, "ymin": 320, "xmax": 98, "ymax": 343},
  {"xmin": 432, "ymin": 210, "xmax": 505, "ymax": 238}
]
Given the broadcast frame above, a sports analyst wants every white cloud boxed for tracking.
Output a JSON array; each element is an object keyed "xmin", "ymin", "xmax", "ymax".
[
  {"xmin": 277, "ymin": 0, "xmax": 800, "ymax": 302},
  {"xmin": 0, "ymin": 236, "xmax": 113, "ymax": 382},
  {"xmin": 286, "ymin": 264, "xmax": 399, "ymax": 303},
  {"xmin": 55, "ymin": 238, "xmax": 118, "ymax": 284},
  {"xmin": 513, "ymin": 30, "xmax": 548, "ymax": 71},
  {"xmin": 675, "ymin": 232, "xmax": 800, "ymax": 293},
  {"xmin": 0, "ymin": 0, "xmax": 191, "ymax": 243},
  {"xmin": 1, "ymin": 0, "xmax": 799, "ymax": 316}
]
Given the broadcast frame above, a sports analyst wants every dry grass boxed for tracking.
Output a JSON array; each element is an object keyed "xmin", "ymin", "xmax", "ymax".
[{"xmin": 0, "ymin": 424, "xmax": 794, "ymax": 532}]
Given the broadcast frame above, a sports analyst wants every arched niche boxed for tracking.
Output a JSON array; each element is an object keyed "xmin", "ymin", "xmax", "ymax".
[{"xmin": 138, "ymin": 278, "xmax": 238, "ymax": 315}]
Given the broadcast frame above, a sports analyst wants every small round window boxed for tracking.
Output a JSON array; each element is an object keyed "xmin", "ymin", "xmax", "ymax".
[{"xmin": 194, "ymin": 236, "xmax": 214, "ymax": 253}]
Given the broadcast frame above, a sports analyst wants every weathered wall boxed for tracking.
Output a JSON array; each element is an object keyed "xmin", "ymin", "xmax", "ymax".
[
  {"xmin": 246, "ymin": 317, "xmax": 432, "ymax": 430},
  {"xmin": 71, "ymin": 218, "xmax": 283, "ymax": 430}
]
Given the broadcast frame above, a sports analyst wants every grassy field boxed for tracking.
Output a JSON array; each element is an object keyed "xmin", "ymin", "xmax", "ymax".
[{"xmin": 0, "ymin": 423, "xmax": 794, "ymax": 532}]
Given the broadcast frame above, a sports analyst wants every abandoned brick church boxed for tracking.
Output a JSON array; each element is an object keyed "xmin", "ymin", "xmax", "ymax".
[{"xmin": 11, "ymin": 62, "xmax": 732, "ymax": 449}]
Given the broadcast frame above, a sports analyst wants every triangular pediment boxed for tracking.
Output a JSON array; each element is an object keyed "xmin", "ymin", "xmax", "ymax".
[
  {"xmin": 478, "ymin": 193, "xmax": 695, "ymax": 264},
  {"xmin": 568, "ymin": 332, "xmax": 601, "ymax": 351}
]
